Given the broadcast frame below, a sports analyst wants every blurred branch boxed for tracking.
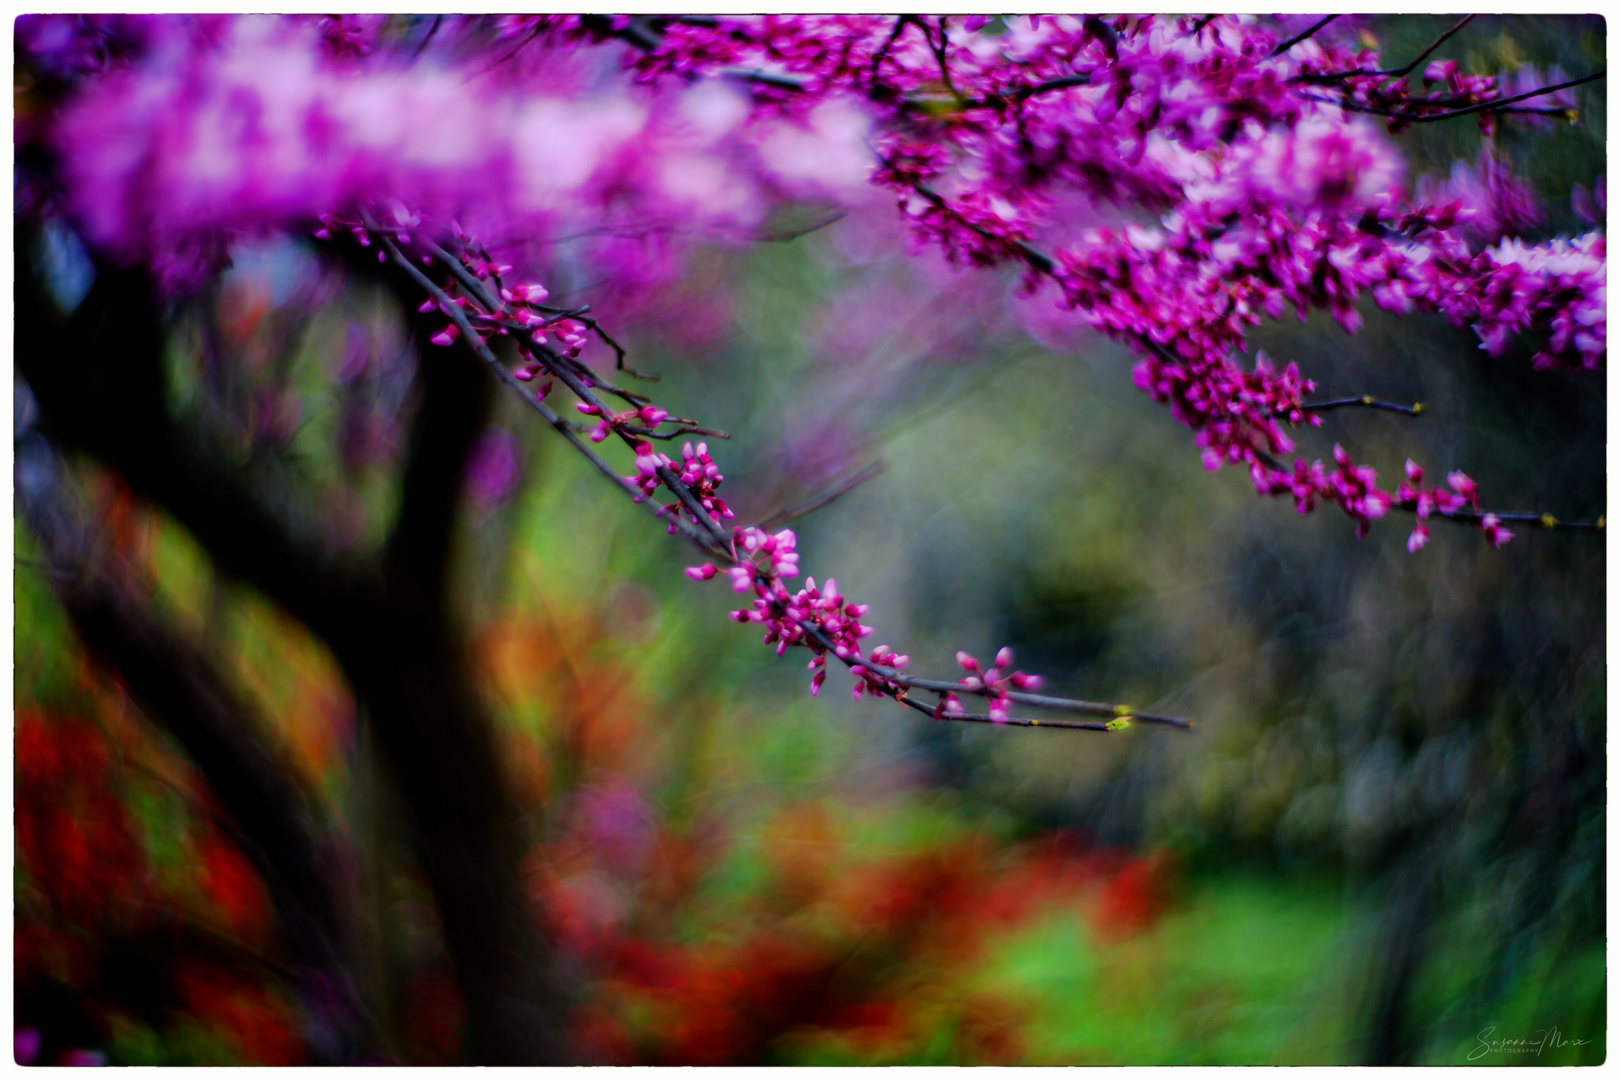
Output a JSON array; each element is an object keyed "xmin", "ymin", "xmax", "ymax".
[
  {"xmin": 752, "ymin": 460, "xmax": 888, "ymax": 532},
  {"xmin": 383, "ymin": 279, "xmax": 493, "ymax": 616},
  {"xmin": 324, "ymin": 235, "xmax": 586, "ymax": 1064},
  {"xmin": 409, "ymin": 14, "xmax": 442, "ymax": 61}
]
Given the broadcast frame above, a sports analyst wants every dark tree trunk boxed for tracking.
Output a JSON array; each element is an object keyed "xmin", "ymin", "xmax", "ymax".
[
  {"xmin": 17, "ymin": 434, "xmax": 373, "ymax": 1061},
  {"xmin": 16, "ymin": 228, "xmax": 575, "ymax": 1063}
]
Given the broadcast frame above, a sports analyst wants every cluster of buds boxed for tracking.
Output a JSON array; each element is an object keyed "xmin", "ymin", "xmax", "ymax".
[
  {"xmin": 953, "ymin": 647, "xmax": 1043, "ymax": 722},
  {"xmin": 442, "ymin": 293, "xmax": 590, "ymax": 359},
  {"xmin": 675, "ymin": 440, "xmax": 731, "ymax": 524},
  {"xmin": 689, "ymin": 538, "xmax": 1054, "ymax": 712},
  {"xmin": 626, "ymin": 441, "xmax": 674, "ymax": 504},
  {"xmin": 779, "ymin": 576, "xmax": 877, "ymax": 697},
  {"xmin": 1324, "ymin": 444, "xmax": 1395, "ymax": 540},
  {"xmin": 1393, "ymin": 461, "xmax": 1512, "ymax": 550},
  {"xmin": 510, "ymin": 351, "xmax": 555, "ymax": 402},
  {"xmin": 465, "ymin": 255, "xmax": 512, "ymax": 280},
  {"xmin": 490, "ymin": 282, "xmax": 591, "ymax": 357},
  {"xmin": 439, "ymin": 231, "xmax": 593, "ymax": 354},
  {"xmin": 1255, "ymin": 452, "xmax": 1517, "ymax": 552},
  {"xmin": 632, "ymin": 440, "xmax": 734, "ymax": 532},
  {"xmin": 313, "ymin": 211, "xmax": 597, "ymax": 361},
  {"xmin": 730, "ymin": 526, "xmax": 801, "ymax": 582},
  {"xmin": 684, "ymin": 526, "xmax": 797, "ymax": 586},
  {"xmin": 576, "ymin": 403, "xmax": 669, "ymax": 443},
  {"xmin": 314, "ymin": 207, "xmax": 423, "ymax": 262},
  {"xmin": 691, "ymin": 530, "xmax": 890, "ymax": 699}
]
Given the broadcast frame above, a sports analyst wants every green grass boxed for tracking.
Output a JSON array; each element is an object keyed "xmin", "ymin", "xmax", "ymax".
[{"xmin": 972, "ymin": 875, "xmax": 1354, "ymax": 1065}]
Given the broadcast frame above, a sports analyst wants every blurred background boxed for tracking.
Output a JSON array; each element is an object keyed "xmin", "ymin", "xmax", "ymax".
[{"xmin": 14, "ymin": 14, "xmax": 1605, "ymax": 1065}]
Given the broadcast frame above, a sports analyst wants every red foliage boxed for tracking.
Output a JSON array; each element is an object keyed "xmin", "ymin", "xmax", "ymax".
[
  {"xmin": 173, "ymin": 960, "xmax": 305, "ymax": 1065},
  {"xmin": 399, "ymin": 970, "xmax": 466, "ymax": 1066},
  {"xmin": 562, "ymin": 822, "xmax": 1181, "ymax": 1064},
  {"xmin": 194, "ymin": 834, "xmax": 272, "ymax": 943},
  {"xmin": 15, "ymin": 713, "xmax": 146, "ymax": 930},
  {"xmin": 15, "ymin": 709, "xmax": 301, "ymax": 1064},
  {"xmin": 1095, "ymin": 850, "xmax": 1178, "ymax": 938}
]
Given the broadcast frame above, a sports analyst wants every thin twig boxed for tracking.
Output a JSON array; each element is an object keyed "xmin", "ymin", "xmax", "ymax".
[
  {"xmin": 624, "ymin": 424, "xmax": 731, "ymax": 442},
  {"xmin": 1390, "ymin": 502, "xmax": 1604, "ymax": 532},
  {"xmin": 1296, "ymin": 15, "xmax": 1475, "ymax": 83},
  {"xmin": 912, "ymin": 183, "xmax": 1054, "ymax": 274},
  {"xmin": 1301, "ymin": 396, "xmax": 1425, "ymax": 417},
  {"xmin": 1378, "ymin": 13, "xmax": 1475, "ymax": 78},
  {"xmin": 370, "ymin": 225, "xmax": 718, "ymax": 551},
  {"xmin": 793, "ymin": 618, "xmax": 1191, "ymax": 729},
  {"xmin": 866, "ymin": 667, "xmax": 1195, "ymax": 728},
  {"xmin": 1270, "ymin": 14, "xmax": 1338, "ymax": 58},
  {"xmin": 954, "ymin": 74, "xmax": 1091, "ymax": 111},
  {"xmin": 1308, "ymin": 69, "xmax": 1604, "ymax": 124},
  {"xmin": 752, "ymin": 460, "xmax": 888, "ymax": 532},
  {"xmin": 894, "ymin": 692, "xmax": 1112, "ymax": 731}
]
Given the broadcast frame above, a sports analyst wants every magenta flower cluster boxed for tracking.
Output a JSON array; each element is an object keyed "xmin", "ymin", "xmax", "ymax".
[
  {"xmin": 688, "ymin": 529, "xmax": 917, "ymax": 702},
  {"xmin": 952, "ymin": 648, "xmax": 1044, "ymax": 723},
  {"xmin": 631, "ymin": 440, "xmax": 734, "ymax": 534},
  {"xmin": 18, "ymin": 13, "xmax": 1604, "ymax": 589},
  {"xmin": 19, "ymin": 14, "xmax": 1601, "ymax": 719},
  {"xmin": 602, "ymin": 14, "xmax": 1603, "ymax": 548}
]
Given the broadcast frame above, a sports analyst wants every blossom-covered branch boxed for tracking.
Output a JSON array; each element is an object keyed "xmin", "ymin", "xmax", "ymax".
[
  {"xmin": 19, "ymin": 13, "xmax": 1605, "ymax": 725},
  {"xmin": 570, "ymin": 13, "xmax": 1605, "ymax": 547},
  {"xmin": 340, "ymin": 214, "xmax": 1184, "ymax": 730}
]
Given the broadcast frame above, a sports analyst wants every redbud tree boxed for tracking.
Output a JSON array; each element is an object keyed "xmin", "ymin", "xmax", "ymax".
[{"xmin": 14, "ymin": 14, "xmax": 1605, "ymax": 1063}]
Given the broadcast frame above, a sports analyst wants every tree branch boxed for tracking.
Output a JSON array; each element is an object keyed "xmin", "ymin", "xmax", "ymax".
[
  {"xmin": 751, "ymin": 460, "xmax": 888, "ymax": 532},
  {"xmin": 1301, "ymin": 396, "xmax": 1425, "ymax": 417},
  {"xmin": 1296, "ymin": 15, "xmax": 1476, "ymax": 83},
  {"xmin": 1270, "ymin": 15, "xmax": 1338, "ymax": 58}
]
